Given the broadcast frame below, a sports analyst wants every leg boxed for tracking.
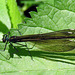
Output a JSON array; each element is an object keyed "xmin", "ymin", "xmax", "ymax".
[
  {"xmin": 16, "ymin": 29, "xmax": 33, "ymax": 60},
  {"xmin": 14, "ymin": 42, "xmax": 27, "ymax": 47},
  {"xmin": 9, "ymin": 42, "xmax": 22, "ymax": 58},
  {"xmin": 4, "ymin": 41, "xmax": 8, "ymax": 51},
  {"xmin": 16, "ymin": 29, "xmax": 35, "ymax": 48},
  {"xmin": 14, "ymin": 42, "xmax": 33, "ymax": 60},
  {"xmin": 15, "ymin": 42, "xmax": 35, "ymax": 49},
  {"xmin": 17, "ymin": 29, "xmax": 22, "ymax": 35},
  {"xmin": 9, "ymin": 42, "xmax": 19, "ymax": 52},
  {"xmin": 3, "ymin": 41, "xmax": 10, "ymax": 59}
]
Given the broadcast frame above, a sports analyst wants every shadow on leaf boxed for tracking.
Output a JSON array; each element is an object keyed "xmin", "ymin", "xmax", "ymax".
[{"xmin": 8, "ymin": 44, "xmax": 75, "ymax": 65}]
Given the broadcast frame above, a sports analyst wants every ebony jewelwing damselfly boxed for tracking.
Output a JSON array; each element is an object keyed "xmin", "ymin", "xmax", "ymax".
[{"xmin": 2, "ymin": 29, "xmax": 75, "ymax": 59}]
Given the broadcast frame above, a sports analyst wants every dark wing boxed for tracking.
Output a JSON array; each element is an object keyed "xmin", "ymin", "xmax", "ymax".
[
  {"xmin": 10, "ymin": 29, "xmax": 75, "ymax": 42},
  {"xmin": 34, "ymin": 39, "xmax": 75, "ymax": 52},
  {"xmin": 9, "ymin": 29, "xmax": 75, "ymax": 52},
  {"xmin": 23, "ymin": 29, "xmax": 75, "ymax": 39}
]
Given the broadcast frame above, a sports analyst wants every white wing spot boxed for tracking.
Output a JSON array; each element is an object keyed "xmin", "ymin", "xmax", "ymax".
[
  {"xmin": 69, "ymin": 40, "xmax": 73, "ymax": 41},
  {"xmin": 70, "ymin": 29, "xmax": 75, "ymax": 30},
  {"xmin": 68, "ymin": 32, "xmax": 72, "ymax": 34},
  {"xmin": 69, "ymin": 39, "xmax": 75, "ymax": 42}
]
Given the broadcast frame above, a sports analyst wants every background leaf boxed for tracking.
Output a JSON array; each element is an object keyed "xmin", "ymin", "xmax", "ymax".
[
  {"xmin": 7, "ymin": 0, "xmax": 22, "ymax": 28},
  {"xmin": 0, "ymin": 0, "xmax": 75, "ymax": 75},
  {"xmin": 0, "ymin": 0, "xmax": 11, "ymax": 33}
]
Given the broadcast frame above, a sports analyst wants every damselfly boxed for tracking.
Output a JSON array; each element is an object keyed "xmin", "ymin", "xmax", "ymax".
[{"xmin": 2, "ymin": 29, "xmax": 75, "ymax": 58}]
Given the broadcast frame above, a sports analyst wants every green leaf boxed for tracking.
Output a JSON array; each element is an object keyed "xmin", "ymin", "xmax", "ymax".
[
  {"xmin": 0, "ymin": 1, "xmax": 75, "ymax": 75},
  {"xmin": 0, "ymin": 0, "xmax": 11, "ymax": 33},
  {"xmin": 0, "ymin": 0, "xmax": 22, "ymax": 34},
  {"xmin": 7, "ymin": 0, "xmax": 22, "ymax": 28}
]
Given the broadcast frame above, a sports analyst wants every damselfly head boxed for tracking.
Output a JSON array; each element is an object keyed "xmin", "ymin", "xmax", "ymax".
[{"xmin": 2, "ymin": 34, "xmax": 9, "ymax": 43}]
